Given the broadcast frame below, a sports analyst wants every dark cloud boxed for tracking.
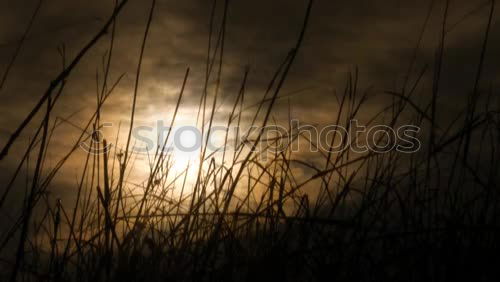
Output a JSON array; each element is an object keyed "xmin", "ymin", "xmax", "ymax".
[{"xmin": 0, "ymin": 0, "xmax": 498, "ymax": 197}]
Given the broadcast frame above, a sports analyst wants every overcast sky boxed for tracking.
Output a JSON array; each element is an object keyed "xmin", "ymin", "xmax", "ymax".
[{"xmin": 0, "ymin": 0, "xmax": 499, "ymax": 204}]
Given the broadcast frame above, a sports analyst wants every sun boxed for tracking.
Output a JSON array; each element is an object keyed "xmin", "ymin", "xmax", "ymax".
[{"xmin": 168, "ymin": 128, "xmax": 201, "ymax": 175}]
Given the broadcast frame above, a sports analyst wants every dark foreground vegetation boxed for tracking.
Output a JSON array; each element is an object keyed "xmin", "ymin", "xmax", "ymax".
[{"xmin": 1, "ymin": 0, "xmax": 500, "ymax": 281}]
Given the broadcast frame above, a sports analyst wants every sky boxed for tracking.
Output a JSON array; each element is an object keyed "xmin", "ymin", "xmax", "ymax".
[
  {"xmin": 0, "ymin": 0, "xmax": 499, "ymax": 213},
  {"xmin": 1, "ymin": 0, "xmax": 498, "ymax": 114}
]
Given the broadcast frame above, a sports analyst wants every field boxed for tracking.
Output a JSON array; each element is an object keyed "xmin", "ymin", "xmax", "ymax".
[{"xmin": 1, "ymin": 0, "xmax": 500, "ymax": 281}]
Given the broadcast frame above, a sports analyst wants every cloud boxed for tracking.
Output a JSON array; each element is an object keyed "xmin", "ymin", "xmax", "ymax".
[{"xmin": 0, "ymin": 0, "xmax": 498, "ymax": 207}]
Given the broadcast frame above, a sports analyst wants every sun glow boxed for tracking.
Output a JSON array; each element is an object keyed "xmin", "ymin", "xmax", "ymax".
[{"xmin": 168, "ymin": 128, "xmax": 200, "ymax": 175}]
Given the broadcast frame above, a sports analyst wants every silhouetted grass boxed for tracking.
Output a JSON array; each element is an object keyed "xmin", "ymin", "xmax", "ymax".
[{"xmin": 1, "ymin": 0, "xmax": 500, "ymax": 281}]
